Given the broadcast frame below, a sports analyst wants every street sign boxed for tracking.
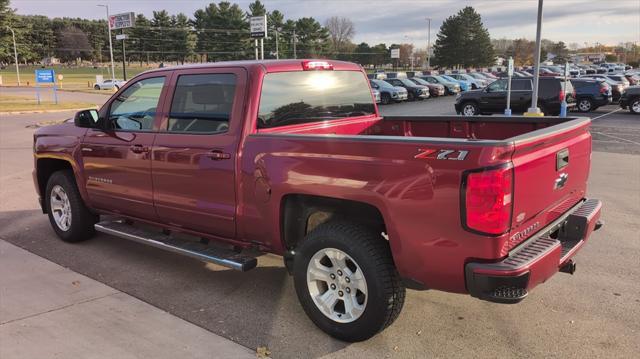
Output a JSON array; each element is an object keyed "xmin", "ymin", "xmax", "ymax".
[
  {"xmin": 115, "ymin": 34, "xmax": 129, "ymax": 40},
  {"xmin": 35, "ymin": 69, "xmax": 55, "ymax": 83},
  {"xmin": 507, "ymin": 57, "xmax": 514, "ymax": 76},
  {"xmin": 564, "ymin": 63, "xmax": 570, "ymax": 77},
  {"xmin": 250, "ymin": 15, "xmax": 267, "ymax": 38},
  {"xmin": 390, "ymin": 48, "xmax": 400, "ymax": 59},
  {"xmin": 109, "ymin": 12, "xmax": 135, "ymax": 30}
]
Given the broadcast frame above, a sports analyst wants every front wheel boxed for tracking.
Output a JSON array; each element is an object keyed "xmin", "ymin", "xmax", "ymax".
[
  {"xmin": 94, "ymin": 85, "xmax": 100, "ymax": 90},
  {"xmin": 293, "ymin": 221, "xmax": 405, "ymax": 342},
  {"xmin": 630, "ymin": 97, "xmax": 640, "ymax": 114},
  {"xmin": 45, "ymin": 170, "xmax": 98, "ymax": 242},
  {"xmin": 380, "ymin": 93, "xmax": 391, "ymax": 105}
]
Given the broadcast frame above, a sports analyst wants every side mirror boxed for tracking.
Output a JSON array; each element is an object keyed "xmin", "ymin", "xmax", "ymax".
[{"xmin": 74, "ymin": 109, "xmax": 100, "ymax": 128}]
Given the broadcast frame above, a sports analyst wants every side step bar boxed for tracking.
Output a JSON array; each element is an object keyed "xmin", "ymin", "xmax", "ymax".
[{"xmin": 95, "ymin": 221, "xmax": 257, "ymax": 271}]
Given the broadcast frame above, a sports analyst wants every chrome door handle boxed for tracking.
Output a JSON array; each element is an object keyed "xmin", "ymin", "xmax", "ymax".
[
  {"xmin": 130, "ymin": 145, "xmax": 149, "ymax": 153},
  {"xmin": 206, "ymin": 151, "xmax": 231, "ymax": 160}
]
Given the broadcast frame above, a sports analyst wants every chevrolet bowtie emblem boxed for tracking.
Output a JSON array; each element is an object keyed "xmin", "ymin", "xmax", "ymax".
[{"xmin": 554, "ymin": 173, "xmax": 568, "ymax": 190}]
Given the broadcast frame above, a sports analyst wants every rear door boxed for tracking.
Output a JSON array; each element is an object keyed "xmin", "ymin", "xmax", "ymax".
[
  {"xmin": 151, "ymin": 67, "xmax": 246, "ymax": 239},
  {"xmin": 511, "ymin": 79, "xmax": 532, "ymax": 112},
  {"xmin": 507, "ymin": 119, "xmax": 592, "ymax": 251}
]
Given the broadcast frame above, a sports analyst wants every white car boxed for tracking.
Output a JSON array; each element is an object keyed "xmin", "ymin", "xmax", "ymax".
[{"xmin": 94, "ymin": 79, "xmax": 127, "ymax": 90}]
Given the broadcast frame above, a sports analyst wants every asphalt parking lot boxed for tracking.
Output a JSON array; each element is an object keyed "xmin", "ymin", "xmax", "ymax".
[{"xmin": 1, "ymin": 93, "xmax": 639, "ymax": 358}]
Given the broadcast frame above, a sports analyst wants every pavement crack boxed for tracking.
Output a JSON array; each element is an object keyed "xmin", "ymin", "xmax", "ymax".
[{"xmin": 0, "ymin": 292, "xmax": 119, "ymax": 326}]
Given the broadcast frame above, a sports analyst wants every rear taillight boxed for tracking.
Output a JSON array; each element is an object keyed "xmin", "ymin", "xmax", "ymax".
[
  {"xmin": 462, "ymin": 165, "xmax": 513, "ymax": 235},
  {"xmin": 599, "ymin": 85, "xmax": 608, "ymax": 94},
  {"xmin": 558, "ymin": 89, "xmax": 566, "ymax": 102}
]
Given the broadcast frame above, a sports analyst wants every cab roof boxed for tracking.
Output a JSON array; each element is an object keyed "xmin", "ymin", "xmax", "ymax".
[{"xmin": 141, "ymin": 59, "xmax": 363, "ymax": 75}]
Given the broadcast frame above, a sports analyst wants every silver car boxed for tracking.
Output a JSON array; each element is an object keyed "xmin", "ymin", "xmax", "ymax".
[{"xmin": 94, "ymin": 79, "xmax": 127, "ymax": 90}]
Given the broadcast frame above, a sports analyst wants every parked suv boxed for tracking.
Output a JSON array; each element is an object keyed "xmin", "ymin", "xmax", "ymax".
[
  {"xmin": 570, "ymin": 78, "xmax": 612, "ymax": 112},
  {"xmin": 421, "ymin": 75, "xmax": 460, "ymax": 95},
  {"xmin": 407, "ymin": 77, "xmax": 445, "ymax": 97},
  {"xmin": 455, "ymin": 77, "xmax": 575, "ymax": 116},
  {"xmin": 369, "ymin": 79, "xmax": 408, "ymax": 104},
  {"xmin": 384, "ymin": 78, "xmax": 430, "ymax": 101},
  {"xmin": 620, "ymin": 85, "xmax": 640, "ymax": 114}
]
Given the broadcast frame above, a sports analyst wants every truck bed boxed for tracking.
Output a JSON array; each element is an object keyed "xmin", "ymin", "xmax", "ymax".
[
  {"xmin": 257, "ymin": 115, "xmax": 582, "ymax": 142},
  {"xmin": 245, "ymin": 115, "xmax": 592, "ymax": 292}
]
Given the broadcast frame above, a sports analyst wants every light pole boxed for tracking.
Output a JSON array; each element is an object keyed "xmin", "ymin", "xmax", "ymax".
[
  {"xmin": 426, "ymin": 18, "xmax": 431, "ymax": 69},
  {"xmin": 6, "ymin": 26, "xmax": 20, "ymax": 86},
  {"xmin": 292, "ymin": 29, "xmax": 297, "ymax": 59},
  {"xmin": 275, "ymin": 27, "xmax": 282, "ymax": 60},
  {"xmin": 526, "ymin": 0, "xmax": 544, "ymax": 116},
  {"xmin": 97, "ymin": 4, "xmax": 115, "ymax": 80}
]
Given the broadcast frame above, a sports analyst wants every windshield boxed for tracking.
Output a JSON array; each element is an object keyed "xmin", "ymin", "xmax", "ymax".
[
  {"xmin": 410, "ymin": 78, "xmax": 430, "ymax": 86},
  {"xmin": 371, "ymin": 79, "xmax": 394, "ymax": 89},
  {"xmin": 435, "ymin": 76, "xmax": 451, "ymax": 83},
  {"xmin": 399, "ymin": 79, "xmax": 418, "ymax": 87},
  {"xmin": 258, "ymin": 70, "xmax": 375, "ymax": 129},
  {"xmin": 441, "ymin": 75, "xmax": 457, "ymax": 82}
]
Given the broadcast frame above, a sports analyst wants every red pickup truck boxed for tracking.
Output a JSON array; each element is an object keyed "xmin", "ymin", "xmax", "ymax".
[{"xmin": 33, "ymin": 60, "xmax": 602, "ymax": 342}]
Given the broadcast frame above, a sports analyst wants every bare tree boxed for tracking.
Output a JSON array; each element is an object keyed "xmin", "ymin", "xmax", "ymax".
[{"xmin": 325, "ymin": 16, "xmax": 355, "ymax": 53}]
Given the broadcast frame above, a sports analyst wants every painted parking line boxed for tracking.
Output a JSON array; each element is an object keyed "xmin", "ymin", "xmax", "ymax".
[
  {"xmin": 591, "ymin": 108, "xmax": 622, "ymax": 121},
  {"xmin": 591, "ymin": 131, "xmax": 640, "ymax": 146}
]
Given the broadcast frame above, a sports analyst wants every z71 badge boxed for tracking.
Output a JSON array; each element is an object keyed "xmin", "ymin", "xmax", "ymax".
[{"xmin": 415, "ymin": 149, "xmax": 469, "ymax": 161}]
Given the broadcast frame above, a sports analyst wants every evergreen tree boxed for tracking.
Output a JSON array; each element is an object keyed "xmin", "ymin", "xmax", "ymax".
[{"xmin": 432, "ymin": 6, "xmax": 495, "ymax": 68}]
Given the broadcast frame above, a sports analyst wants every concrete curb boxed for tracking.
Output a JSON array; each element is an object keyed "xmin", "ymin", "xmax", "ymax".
[{"xmin": 1, "ymin": 107, "xmax": 95, "ymax": 116}]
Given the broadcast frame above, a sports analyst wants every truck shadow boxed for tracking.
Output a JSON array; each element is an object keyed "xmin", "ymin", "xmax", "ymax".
[{"xmin": 0, "ymin": 209, "xmax": 349, "ymax": 358}]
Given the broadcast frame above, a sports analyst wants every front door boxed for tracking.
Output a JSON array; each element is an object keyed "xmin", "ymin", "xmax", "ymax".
[
  {"xmin": 80, "ymin": 75, "xmax": 168, "ymax": 220},
  {"xmin": 480, "ymin": 79, "xmax": 508, "ymax": 112},
  {"xmin": 151, "ymin": 68, "xmax": 246, "ymax": 239}
]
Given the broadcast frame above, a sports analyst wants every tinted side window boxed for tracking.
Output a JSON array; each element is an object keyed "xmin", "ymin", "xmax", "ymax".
[
  {"xmin": 109, "ymin": 76, "xmax": 165, "ymax": 131},
  {"xmin": 168, "ymin": 74, "xmax": 236, "ymax": 134},
  {"xmin": 512, "ymin": 79, "xmax": 532, "ymax": 91},
  {"xmin": 539, "ymin": 80, "xmax": 557, "ymax": 95},
  {"xmin": 258, "ymin": 71, "xmax": 375, "ymax": 129},
  {"xmin": 488, "ymin": 79, "xmax": 507, "ymax": 92}
]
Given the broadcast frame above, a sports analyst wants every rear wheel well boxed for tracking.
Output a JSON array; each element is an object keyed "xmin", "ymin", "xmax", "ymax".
[
  {"xmin": 281, "ymin": 194, "xmax": 386, "ymax": 251},
  {"xmin": 37, "ymin": 159, "xmax": 73, "ymax": 211}
]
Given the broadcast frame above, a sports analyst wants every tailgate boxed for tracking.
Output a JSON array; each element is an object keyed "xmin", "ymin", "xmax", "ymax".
[{"xmin": 507, "ymin": 119, "xmax": 592, "ymax": 251}]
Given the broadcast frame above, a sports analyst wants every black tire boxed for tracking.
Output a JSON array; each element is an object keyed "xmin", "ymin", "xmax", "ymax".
[
  {"xmin": 380, "ymin": 93, "xmax": 391, "ymax": 105},
  {"xmin": 577, "ymin": 98, "xmax": 593, "ymax": 112},
  {"xmin": 45, "ymin": 170, "xmax": 98, "ymax": 242},
  {"xmin": 114, "ymin": 85, "xmax": 120, "ymax": 91},
  {"xmin": 461, "ymin": 101, "xmax": 479, "ymax": 116},
  {"xmin": 630, "ymin": 97, "xmax": 640, "ymax": 114},
  {"xmin": 293, "ymin": 221, "xmax": 405, "ymax": 342},
  {"xmin": 94, "ymin": 85, "xmax": 100, "ymax": 90}
]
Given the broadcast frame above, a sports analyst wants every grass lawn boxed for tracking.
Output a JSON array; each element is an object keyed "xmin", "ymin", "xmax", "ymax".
[
  {"xmin": 0, "ymin": 64, "xmax": 152, "ymax": 90},
  {"xmin": 0, "ymin": 95, "xmax": 97, "ymax": 112}
]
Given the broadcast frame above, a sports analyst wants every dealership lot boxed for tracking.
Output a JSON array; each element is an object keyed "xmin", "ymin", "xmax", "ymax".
[{"xmin": 1, "ymin": 95, "xmax": 639, "ymax": 358}]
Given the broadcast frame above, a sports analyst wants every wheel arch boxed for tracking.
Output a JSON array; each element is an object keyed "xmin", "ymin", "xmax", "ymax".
[
  {"xmin": 280, "ymin": 194, "xmax": 386, "ymax": 253},
  {"xmin": 36, "ymin": 158, "xmax": 81, "ymax": 213}
]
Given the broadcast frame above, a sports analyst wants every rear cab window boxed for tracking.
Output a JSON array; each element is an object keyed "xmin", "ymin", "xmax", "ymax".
[{"xmin": 257, "ymin": 70, "xmax": 375, "ymax": 129}]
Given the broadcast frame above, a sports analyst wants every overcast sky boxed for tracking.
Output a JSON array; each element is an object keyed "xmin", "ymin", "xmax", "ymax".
[{"xmin": 11, "ymin": 0, "xmax": 640, "ymax": 48}]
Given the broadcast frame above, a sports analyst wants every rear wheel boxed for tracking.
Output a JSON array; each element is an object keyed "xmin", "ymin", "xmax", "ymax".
[
  {"xmin": 577, "ymin": 98, "xmax": 593, "ymax": 112},
  {"xmin": 461, "ymin": 102, "xmax": 479, "ymax": 116},
  {"xmin": 630, "ymin": 97, "xmax": 640, "ymax": 114},
  {"xmin": 45, "ymin": 170, "xmax": 98, "ymax": 242},
  {"xmin": 94, "ymin": 85, "xmax": 100, "ymax": 90},
  {"xmin": 293, "ymin": 221, "xmax": 405, "ymax": 342}
]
